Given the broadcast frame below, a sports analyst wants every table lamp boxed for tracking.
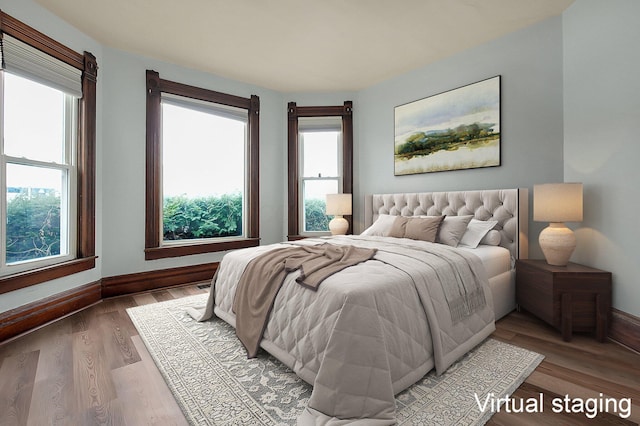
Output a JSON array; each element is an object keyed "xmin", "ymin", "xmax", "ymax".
[
  {"xmin": 533, "ymin": 183, "xmax": 583, "ymax": 266},
  {"xmin": 325, "ymin": 193, "xmax": 351, "ymax": 235}
]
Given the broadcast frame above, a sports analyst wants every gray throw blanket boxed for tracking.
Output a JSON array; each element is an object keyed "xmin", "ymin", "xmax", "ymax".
[{"xmin": 232, "ymin": 243, "xmax": 377, "ymax": 358}]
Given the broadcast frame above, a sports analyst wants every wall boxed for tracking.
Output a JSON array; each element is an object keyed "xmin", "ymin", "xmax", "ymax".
[
  {"xmin": 0, "ymin": 0, "xmax": 103, "ymax": 312},
  {"xmin": 354, "ymin": 16, "xmax": 565, "ymax": 254},
  {"xmin": 563, "ymin": 0, "xmax": 640, "ymax": 316}
]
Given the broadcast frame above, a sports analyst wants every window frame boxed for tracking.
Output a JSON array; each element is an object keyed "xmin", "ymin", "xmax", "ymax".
[
  {"xmin": 287, "ymin": 101, "xmax": 353, "ymax": 239},
  {"xmin": 145, "ymin": 70, "xmax": 260, "ymax": 260},
  {"xmin": 0, "ymin": 11, "xmax": 97, "ymax": 295}
]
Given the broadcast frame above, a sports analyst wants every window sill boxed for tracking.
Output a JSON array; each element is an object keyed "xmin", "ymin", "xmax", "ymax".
[
  {"xmin": 145, "ymin": 238, "xmax": 260, "ymax": 260},
  {"xmin": 0, "ymin": 256, "xmax": 97, "ymax": 295}
]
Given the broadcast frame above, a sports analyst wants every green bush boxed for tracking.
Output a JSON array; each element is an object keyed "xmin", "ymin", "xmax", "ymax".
[
  {"xmin": 163, "ymin": 193, "xmax": 243, "ymax": 240},
  {"xmin": 6, "ymin": 192, "xmax": 61, "ymax": 263},
  {"xmin": 304, "ymin": 198, "xmax": 332, "ymax": 232},
  {"xmin": 4, "ymin": 191, "xmax": 330, "ymax": 264}
]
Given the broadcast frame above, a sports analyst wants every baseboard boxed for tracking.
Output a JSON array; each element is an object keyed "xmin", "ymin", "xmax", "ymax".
[
  {"xmin": 101, "ymin": 262, "xmax": 218, "ymax": 298},
  {"xmin": 0, "ymin": 262, "xmax": 218, "ymax": 344},
  {"xmin": 609, "ymin": 308, "xmax": 640, "ymax": 353},
  {"xmin": 4, "ymin": 262, "xmax": 637, "ymax": 354},
  {"xmin": 0, "ymin": 281, "xmax": 101, "ymax": 343}
]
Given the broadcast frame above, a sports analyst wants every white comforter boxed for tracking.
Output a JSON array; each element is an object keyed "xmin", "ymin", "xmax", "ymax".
[{"xmin": 190, "ymin": 235, "xmax": 495, "ymax": 425}]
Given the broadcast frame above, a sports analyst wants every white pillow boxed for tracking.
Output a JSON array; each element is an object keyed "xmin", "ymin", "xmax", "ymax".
[
  {"xmin": 480, "ymin": 229, "xmax": 501, "ymax": 246},
  {"xmin": 361, "ymin": 214, "xmax": 397, "ymax": 236},
  {"xmin": 459, "ymin": 219, "xmax": 498, "ymax": 248},
  {"xmin": 437, "ymin": 215, "xmax": 473, "ymax": 247}
]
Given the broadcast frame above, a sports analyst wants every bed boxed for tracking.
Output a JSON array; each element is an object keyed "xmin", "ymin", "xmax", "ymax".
[
  {"xmin": 190, "ymin": 188, "xmax": 528, "ymax": 425},
  {"xmin": 364, "ymin": 188, "xmax": 528, "ymax": 321}
]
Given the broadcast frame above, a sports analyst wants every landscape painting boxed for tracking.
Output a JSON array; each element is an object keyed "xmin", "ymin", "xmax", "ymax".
[{"xmin": 394, "ymin": 76, "xmax": 501, "ymax": 175}]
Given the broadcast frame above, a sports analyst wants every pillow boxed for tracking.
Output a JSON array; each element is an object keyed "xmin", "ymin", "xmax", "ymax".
[
  {"xmin": 388, "ymin": 216, "xmax": 444, "ymax": 242},
  {"xmin": 437, "ymin": 215, "xmax": 473, "ymax": 247},
  {"xmin": 480, "ymin": 229, "xmax": 501, "ymax": 246},
  {"xmin": 459, "ymin": 219, "xmax": 499, "ymax": 248},
  {"xmin": 361, "ymin": 214, "xmax": 397, "ymax": 236}
]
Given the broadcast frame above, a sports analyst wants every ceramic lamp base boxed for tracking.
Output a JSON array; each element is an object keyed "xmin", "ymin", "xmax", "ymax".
[
  {"xmin": 539, "ymin": 222, "xmax": 576, "ymax": 266},
  {"xmin": 329, "ymin": 216, "xmax": 348, "ymax": 235}
]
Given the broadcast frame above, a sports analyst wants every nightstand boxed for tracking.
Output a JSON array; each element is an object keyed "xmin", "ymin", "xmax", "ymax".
[{"xmin": 516, "ymin": 259, "xmax": 612, "ymax": 342}]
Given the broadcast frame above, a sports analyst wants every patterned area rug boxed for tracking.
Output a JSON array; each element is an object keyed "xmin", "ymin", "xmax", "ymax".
[{"xmin": 127, "ymin": 294, "xmax": 543, "ymax": 425}]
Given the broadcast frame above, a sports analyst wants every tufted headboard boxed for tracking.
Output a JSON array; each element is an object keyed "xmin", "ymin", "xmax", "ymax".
[{"xmin": 364, "ymin": 188, "xmax": 529, "ymax": 260}]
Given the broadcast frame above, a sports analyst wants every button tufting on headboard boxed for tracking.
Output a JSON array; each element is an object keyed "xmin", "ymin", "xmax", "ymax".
[{"xmin": 365, "ymin": 189, "xmax": 529, "ymax": 260}]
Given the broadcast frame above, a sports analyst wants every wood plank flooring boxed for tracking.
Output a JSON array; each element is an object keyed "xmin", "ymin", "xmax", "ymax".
[
  {"xmin": 1, "ymin": 283, "xmax": 638, "ymax": 425},
  {"xmin": 491, "ymin": 310, "xmax": 639, "ymax": 425}
]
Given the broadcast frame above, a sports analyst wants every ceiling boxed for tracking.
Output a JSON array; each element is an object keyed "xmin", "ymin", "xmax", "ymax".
[{"xmin": 35, "ymin": 0, "xmax": 574, "ymax": 93}]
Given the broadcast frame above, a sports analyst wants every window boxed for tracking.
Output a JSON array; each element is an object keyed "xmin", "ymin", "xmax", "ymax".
[
  {"xmin": 287, "ymin": 102, "xmax": 353, "ymax": 239},
  {"xmin": 299, "ymin": 118, "xmax": 342, "ymax": 234},
  {"xmin": 1, "ymin": 73, "xmax": 77, "ymax": 271},
  {"xmin": 0, "ymin": 12, "xmax": 97, "ymax": 293},
  {"xmin": 145, "ymin": 71, "xmax": 259, "ymax": 260}
]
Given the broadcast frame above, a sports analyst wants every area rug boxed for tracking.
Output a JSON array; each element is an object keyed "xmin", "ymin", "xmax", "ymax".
[{"xmin": 127, "ymin": 294, "xmax": 543, "ymax": 425}]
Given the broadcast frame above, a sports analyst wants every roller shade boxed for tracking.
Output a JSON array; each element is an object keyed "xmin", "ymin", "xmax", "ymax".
[
  {"xmin": 0, "ymin": 33, "xmax": 82, "ymax": 98},
  {"xmin": 162, "ymin": 93, "xmax": 248, "ymax": 123},
  {"xmin": 298, "ymin": 116, "xmax": 342, "ymax": 132}
]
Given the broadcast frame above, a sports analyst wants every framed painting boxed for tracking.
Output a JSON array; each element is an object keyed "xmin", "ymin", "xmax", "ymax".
[{"xmin": 394, "ymin": 76, "xmax": 501, "ymax": 175}]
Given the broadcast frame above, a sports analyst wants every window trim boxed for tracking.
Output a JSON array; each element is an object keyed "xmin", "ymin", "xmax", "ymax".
[
  {"xmin": 0, "ymin": 11, "xmax": 97, "ymax": 294},
  {"xmin": 145, "ymin": 70, "xmax": 260, "ymax": 260},
  {"xmin": 287, "ymin": 101, "xmax": 353, "ymax": 239}
]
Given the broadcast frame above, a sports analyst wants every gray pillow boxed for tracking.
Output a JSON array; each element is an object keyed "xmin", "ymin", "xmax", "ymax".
[{"xmin": 437, "ymin": 215, "xmax": 473, "ymax": 247}]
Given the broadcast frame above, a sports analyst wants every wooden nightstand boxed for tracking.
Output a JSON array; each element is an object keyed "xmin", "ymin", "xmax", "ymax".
[{"xmin": 516, "ymin": 259, "xmax": 612, "ymax": 342}]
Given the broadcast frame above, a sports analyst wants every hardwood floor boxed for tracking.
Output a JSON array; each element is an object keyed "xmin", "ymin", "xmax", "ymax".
[
  {"xmin": 489, "ymin": 311, "xmax": 639, "ymax": 425},
  {"xmin": 0, "ymin": 284, "xmax": 208, "ymax": 426},
  {"xmin": 1, "ymin": 283, "xmax": 638, "ymax": 425}
]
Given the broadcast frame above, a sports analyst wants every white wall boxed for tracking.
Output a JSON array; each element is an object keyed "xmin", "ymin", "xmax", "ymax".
[
  {"xmin": 563, "ymin": 0, "xmax": 640, "ymax": 316},
  {"xmin": 0, "ymin": 0, "xmax": 103, "ymax": 312},
  {"xmin": 354, "ymin": 16, "xmax": 566, "ymax": 255}
]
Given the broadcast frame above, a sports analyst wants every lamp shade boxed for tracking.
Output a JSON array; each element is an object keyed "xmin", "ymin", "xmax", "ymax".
[
  {"xmin": 534, "ymin": 183, "xmax": 583, "ymax": 223},
  {"xmin": 325, "ymin": 193, "xmax": 352, "ymax": 216}
]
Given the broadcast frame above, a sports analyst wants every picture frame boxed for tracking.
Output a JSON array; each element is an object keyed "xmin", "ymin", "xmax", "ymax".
[{"xmin": 394, "ymin": 76, "xmax": 501, "ymax": 175}]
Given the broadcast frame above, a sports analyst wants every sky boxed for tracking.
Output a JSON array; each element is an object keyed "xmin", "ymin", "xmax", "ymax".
[
  {"xmin": 2, "ymin": 73, "xmax": 67, "ymax": 197},
  {"xmin": 394, "ymin": 76, "xmax": 501, "ymax": 146},
  {"xmin": 161, "ymin": 102, "xmax": 246, "ymax": 198},
  {"xmin": 301, "ymin": 131, "xmax": 340, "ymax": 201}
]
